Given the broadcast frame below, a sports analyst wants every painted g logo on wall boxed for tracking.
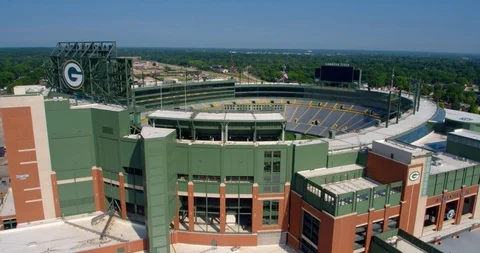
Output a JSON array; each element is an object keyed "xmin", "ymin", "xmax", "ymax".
[
  {"xmin": 63, "ymin": 60, "xmax": 84, "ymax": 89},
  {"xmin": 409, "ymin": 171, "xmax": 420, "ymax": 181}
]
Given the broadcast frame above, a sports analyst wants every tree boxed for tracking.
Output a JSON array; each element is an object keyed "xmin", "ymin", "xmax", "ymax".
[
  {"xmin": 394, "ymin": 76, "xmax": 409, "ymax": 91},
  {"xmin": 469, "ymin": 103, "xmax": 479, "ymax": 114},
  {"xmin": 0, "ymin": 71, "xmax": 15, "ymax": 89}
]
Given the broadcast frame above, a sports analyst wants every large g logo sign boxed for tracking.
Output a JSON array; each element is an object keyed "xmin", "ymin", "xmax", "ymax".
[
  {"xmin": 409, "ymin": 171, "xmax": 420, "ymax": 181},
  {"xmin": 63, "ymin": 60, "xmax": 84, "ymax": 90}
]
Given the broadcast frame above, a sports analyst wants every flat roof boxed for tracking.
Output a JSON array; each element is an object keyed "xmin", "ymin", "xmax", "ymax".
[
  {"xmin": 430, "ymin": 152, "xmax": 478, "ymax": 175},
  {"xmin": 148, "ymin": 110, "xmax": 194, "ymax": 120},
  {"xmin": 445, "ymin": 109, "xmax": 480, "ymax": 124},
  {"xmin": 144, "ymin": 111, "xmax": 286, "ymax": 123},
  {"xmin": 194, "ymin": 112, "xmax": 226, "ymax": 121},
  {"xmin": 253, "ymin": 113, "xmax": 285, "ymax": 122},
  {"xmin": 141, "ymin": 126, "xmax": 176, "ymax": 139},
  {"xmin": 71, "ymin": 103, "xmax": 125, "ymax": 112},
  {"xmin": 0, "ymin": 214, "xmax": 146, "ymax": 253},
  {"xmin": 374, "ymin": 140, "xmax": 430, "ymax": 157},
  {"xmin": 322, "ymin": 177, "xmax": 380, "ymax": 195},
  {"xmin": 326, "ymin": 96, "xmax": 437, "ymax": 151},
  {"xmin": 298, "ymin": 164, "xmax": 364, "ymax": 179},
  {"xmin": 448, "ymin": 129, "xmax": 480, "ymax": 141}
]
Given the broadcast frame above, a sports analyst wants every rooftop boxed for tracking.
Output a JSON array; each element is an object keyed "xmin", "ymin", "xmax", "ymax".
[
  {"xmin": 429, "ymin": 152, "xmax": 478, "ymax": 175},
  {"xmin": 141, "ymin": 126, "xmax": 176, "ymax": 139},
  {"xmin": 322, "ymin": 177, "xmax": 380, "ymax": 195},
  {"xmin": 326, "ymin": 96, "xmax": 437, "ymax": 151},
  {"xmin": 71, "ymin": 103, "xmax": 125, "ymax": 112},
  {"xmin": 374, "ymin": 140, "xmax": 430, "ymax": 157},
  {"xmin": 445, "ymin": 109, "xmax": 480, "ymax": 124},
  {"xmin": 0, "ymin": 214, "xmax": 146, "ymax": 253},
  {"xmin": 148, "ymin": 110, "xmax": 194, "ymax": 120},
  {"xmin": 448, "ymin": 128, "xmax": 480, "ymax": 142},
  {"xmin": 148, "ymin": 110, "xmax": 285, "ymax": 123},
  {"xmin": 298, "ymin": 164, "xmax": 363, "ymax": 179}
]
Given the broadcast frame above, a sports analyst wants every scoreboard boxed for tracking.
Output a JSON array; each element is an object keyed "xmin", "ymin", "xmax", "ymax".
[{"xmin": 314, "ymin": 63, "xmax": 361, "ymax": 85}]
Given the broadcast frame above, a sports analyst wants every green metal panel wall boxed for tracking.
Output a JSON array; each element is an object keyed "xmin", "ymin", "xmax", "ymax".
[
  {"xmin": 143, "ymin": 131, "xmax": 176, "ymax": 253},
  {"xmin": 427, "ymin": 165, "xmax": 480, "ymax": 196},
  {"xmin": 292, "ymin": 142, "xmax": 328, "ymax": 173},
  {"xmin": 446, "ymin": 141, "xmax": 480, "ymax": 162},
  {"xmin": 326, "ymin": 151, "xmax": 360, "ymax": 168},
  {"xmin": 172, "ymin": 143, "xmax": 293, "ymax": 194},
  {"xmin": 57, "ymin": 181, "xmax": 95, "ymax": 216}
]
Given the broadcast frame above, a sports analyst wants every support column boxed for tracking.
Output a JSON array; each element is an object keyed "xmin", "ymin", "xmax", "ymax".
[
  {"xmin": 455, "ymin": 186, "xmax": 466, "ymax": 225},
  {"xmin": 383, "ymin": 204, "xmax": 391, "ymax": 232},
  {"xmin": 252, "ymin": 184, "xmax": 260, "ymax": 233},
  {"xmin": 50, "ymin": 172, "xmax": 61, "ymax": 217},
  {"xmin": 188, "ymin": 182, "xmax": 195, "ymax": 232},
  {"xmin": 174, "ymin": 182, "xmax": 179, "ymax": 230},
  {"xmin": 281, "ymin": 123, "xmax": 285, "ymax": 142},
  {"xmin": 364, "ymin": 208, "xmax": 375, "ymax": 253},
  {"xmin": 386, "ymin": 91, "xmax": 392, "ymax": 128},
  {"xmin": 436, "ymin": 190, "xmax": 448, "ymax": 231},
  {"xmin": 225, "ymin": 123, "xmax": 229, "ymax": 142},
  {"xmin": 220, "ymin": 183, "xmax": 226, "ymax": 233},
  {"xmin": 398, "ymin": 201, "xmax": 408, "ymax": 231},
  {"xmin": 282, "ymin": 183, "xmax": 290, "ymax": 231},
  {"xmin": 92, "ymin": 168, "xmax": 106, "ymax": 212},
  {"xmin": 396, "ymin": 90, "xmax": 402, "ymax": 124},
  {"xmin": 119, "ymin": 173, "xmax": 127, "ymax": 219}
]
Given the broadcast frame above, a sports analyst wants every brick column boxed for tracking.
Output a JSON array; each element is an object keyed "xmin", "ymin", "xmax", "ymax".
[
  {"xmin": 398, "ymin": 201, "xmax": 408, "ymax": 231},
  {"xmin": 252, "ymin": 183, "xmax": 260, "ymax": 233},
  {"xmin": 174, "ymin": 182, "xmax": 179, "ymax": 230},
  {"xmin": 92, "ymin": 168, "xmax": 106, "ymax": 212},
  {"xmin": 383, "ymin": 204, "xmax": 391, "ymax": 232},
  {"xmin": 119, "ymin": 173, "xmax": 127, "ymax": 219},
  {"xmin": 50, "ymin": 172, "xmax": 61, "ymax": 217},
  {"xmin": 436, "ymin": 190, "xmax": 448, "ymax": 231},
  {"xmin": 188, "ymin": 182, "xmax": 194, "ymax": 232},
  {"xmin": 220, "ymin": 183, "xmax": 226, "ymax": 233},
  {"xmin": 364, "ymin": 208, "xmax": 375, "ymax": 253},
  {"xmin": 455, "ymin": 186, "xmax": 466, "ymax": 225},
  {"xmin": 282, "ymin": 182, "xmax": 290, "ymax": 231}
]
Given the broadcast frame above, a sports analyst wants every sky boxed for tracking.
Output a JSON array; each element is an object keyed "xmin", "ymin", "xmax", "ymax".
[{"xmin": 1, "ymin": 0, "xmax": 479, "ymax": 54}]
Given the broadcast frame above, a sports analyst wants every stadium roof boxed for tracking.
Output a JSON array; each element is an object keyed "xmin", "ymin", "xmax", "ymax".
[
  {"xmin": 148, "ymin": 110, "xmax": 285, "ymax": 123},
  {"xmin": 326, "ymin": 97, "xmax": 438, "ymax": 151},
  {"xmin": 445, "ymin": 109, "xmax": 480, "ymax": 124}
]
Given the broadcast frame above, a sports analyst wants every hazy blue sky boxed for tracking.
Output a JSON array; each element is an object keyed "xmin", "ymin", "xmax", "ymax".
[{"xmin": 1, "ymin": 0, "xmax": 479, "ymax": 53}]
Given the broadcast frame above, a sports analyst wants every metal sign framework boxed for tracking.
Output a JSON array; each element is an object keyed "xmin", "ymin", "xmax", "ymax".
[{"xmin": 44, "ymin": 41, "xmax": 135, "ymax": 109}]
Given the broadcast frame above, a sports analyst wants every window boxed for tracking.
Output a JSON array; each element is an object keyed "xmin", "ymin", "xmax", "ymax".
[
  {"xmin": 300, "ymin": 238, "xmax": 317, "ymax": 253},
  {"xmin": 262, "ymin": 200, "xmax": 279, "ymax": 225},
  {"xmin": 302, "ymin": 211, "xmax": 320, "ymax": 245},
  {"xmin": 177, "ymin": 174, "xmax": 188, "ymax": 181},
  {"xmin": 225, "ymin": 176, "xmax": 253, "ymax": 183},
  {"xmin": 123, "ymin": 167, "xmax": 143, "ymax": 176},
  {"xmin": 263, "ymin": 151, "xmax": 282, "ymax": 193},
  {"xmin": 192, "ymin": 175, "xmax": 220, "ymax": 183}
]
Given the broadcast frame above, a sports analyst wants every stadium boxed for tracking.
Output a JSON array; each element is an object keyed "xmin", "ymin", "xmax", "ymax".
[{"xmin": 1, "ymin": 42, "xmax": 480, "ymax": 253}]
